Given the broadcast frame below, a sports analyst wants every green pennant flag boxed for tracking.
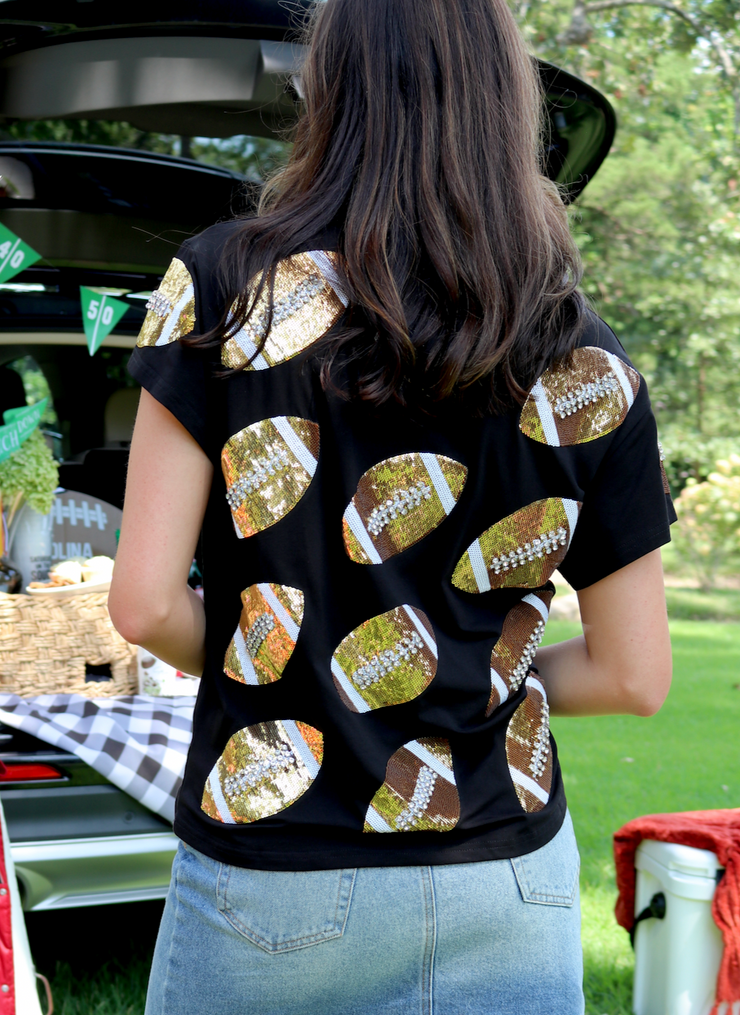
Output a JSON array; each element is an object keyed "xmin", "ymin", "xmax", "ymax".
[
  {"xmin": 0, "ymin": 400, "xmax": 47, "ymax": 463},
  {"xmin": 0, "ymin": 223, "xmax": 42, "ymax": 284},
  {"xmin": 80, "ymin": 287, "xmax": 130, "ymax": 355}
]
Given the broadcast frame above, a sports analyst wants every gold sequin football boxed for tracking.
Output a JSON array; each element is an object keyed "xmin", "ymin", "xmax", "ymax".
[
  {"xmin": 452, "ymin": 497, "xmax": 580, "ymax": 593},
  {"xmin": 487, "ymin": 588, "xmax": 553, "ymax": 716},
  {"xmin": 224, "ymin": 583, "xmax": 305, "ymax": 685},
  {"xmin": 221, "ymin": 416, "xmax": 320, "ymax": 538},
  {"xmin": 331, "ymin": 605, "xmax": 438, "ymax": 713},
  {"xmin": 519, "ymin": 346, "xmax": 640, "ymax": 446},
  {"xmin": 364, "ymin": 737, "xmax": 459, "ymax": 833},
  {"xmin": 343, "ymin": 452, "xmax": 467, "ymax": 564},
  {"xmin": 201, "ymin": 719, "xmax": 323, "ymax": 824},
  {"xmin": 506, "ymin": 676, "xmax": 553, "ymax": 813}
]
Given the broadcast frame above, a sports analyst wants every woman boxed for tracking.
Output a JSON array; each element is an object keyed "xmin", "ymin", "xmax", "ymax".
[{"xmin": 109, "ymin": 0, "xmax": 673, "ymax": 1011}]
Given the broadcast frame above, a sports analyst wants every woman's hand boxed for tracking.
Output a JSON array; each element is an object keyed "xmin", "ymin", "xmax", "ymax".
[
  {"xmin": 108, "ymin": 390, "xmax": 213, "ymax": 676},
  {"xmin": 535, "ymin": 549, "xmax": 672, "ymax": 717}
]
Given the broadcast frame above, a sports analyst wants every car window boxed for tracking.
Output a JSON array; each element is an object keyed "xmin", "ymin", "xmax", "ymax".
[{"xmin": 0, "ymin": 344, "xmax": 138, "ymax": 458}]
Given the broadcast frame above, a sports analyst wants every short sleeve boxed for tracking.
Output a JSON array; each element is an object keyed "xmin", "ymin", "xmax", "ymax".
[
  {"xmin": 127, "ymin": 237, "xmax": 212, "ymax": 453},
  {"xmin": 558, "ymin": 381, "xmax": 676, "ymax": 591}
]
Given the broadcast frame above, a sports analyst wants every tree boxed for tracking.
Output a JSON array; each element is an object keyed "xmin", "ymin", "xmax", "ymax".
[
  {"xmin": 557, "ymin": 1, "xmax": 740, "ymax": 139},
  {"xmin": 515, "ymin": 0, "xmax": 740, "ymax": 489}
]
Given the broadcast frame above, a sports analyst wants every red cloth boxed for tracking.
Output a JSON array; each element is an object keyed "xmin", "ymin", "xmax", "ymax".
[
  {"xmin": 614, "ymin": 809, "xmax": 740, "ymax": 1015},
  {"xmin": 0, "ymin": 799, "xmax": 14, "ymax": 1015}
]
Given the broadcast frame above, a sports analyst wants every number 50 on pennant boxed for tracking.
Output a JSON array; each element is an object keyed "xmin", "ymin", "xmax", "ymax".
[{"xmin": 80, "ymin": 287, "xmax": 130, "ymax": 355}]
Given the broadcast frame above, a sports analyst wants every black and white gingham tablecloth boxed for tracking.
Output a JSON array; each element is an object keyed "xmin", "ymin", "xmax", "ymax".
[{"xmin": 0, "ymin": 694, "xmax": 195, "ymax": 822}]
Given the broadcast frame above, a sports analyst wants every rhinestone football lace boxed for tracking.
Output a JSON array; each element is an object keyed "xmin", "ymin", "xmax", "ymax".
[
  {"xmin": 352, "ymin": 631, "xmax": 424, "ymax": 690},
  {"xmin": 366, "ymin": 480, "xmax": 433, "ymax": 537},
  {"xmin": 226, "ymin": 449, "xmax": 290, "ymax": 509},
  {"xmin": 245, "ymin": 274, "xmax": 326, "ymax": 343},
  {"xmin": 145, "ymin": 290, "xmax": 172, "ymax": 318},
  {"xmin": 529, "ymin": 700, "xmax": 551, "ymax": 779},
  {"xmin": 553, "ymin": 374, "xmax": 619, "ymax": 419},
  {"xmin": 395, "ymin": 765, "xmax": 437, "ymax": 830},
  {"xmin": 223, "ymin": 742, "xmax": 296, "ymax": 796},
  {"xmin": 245, "ymin": 612, "xmax": 276, "ymax": 658},
  {"xmin": 491, "ymin": 527, "xmax": 567, "ymax": 574},
  {"xmin": 509, "ymin": 619, "xmax": 546, "ymax": 691}
]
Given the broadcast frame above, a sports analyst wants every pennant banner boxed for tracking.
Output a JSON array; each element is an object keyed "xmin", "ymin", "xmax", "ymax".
[
  {"xmin": 80, "ymin": 287, "xmax": 130, "ymax": 355},
  {"xmin": 0, "ymin": 400, "xmax": 48, "ymax": 464},
  {"xmin": 0, "ymin": 223, "xmax": 41, "ymax": 285}
]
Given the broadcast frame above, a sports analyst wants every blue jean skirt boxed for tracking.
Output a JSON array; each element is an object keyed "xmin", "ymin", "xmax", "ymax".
[{"xmin": 145, "ymin": 811, "xmax": 583, "ymax": 1015}]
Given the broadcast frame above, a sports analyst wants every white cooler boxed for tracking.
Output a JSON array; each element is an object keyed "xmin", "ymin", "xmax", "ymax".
[{"xmin": 633, "ymin": 839, "xmax": 725, "ymax": 1015}]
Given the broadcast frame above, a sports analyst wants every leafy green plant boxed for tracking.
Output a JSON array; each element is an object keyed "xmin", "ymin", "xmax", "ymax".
[
  {"xmin": 0, "ymin": 429, "xmax": 59, "ymax": 528},
  {"xmin": 671, "ymin": 454, "xmax": 740, "ymax": 589},
  {"xmin": 6, "ymin": 358, "xmax": 58, "ymax": 428}
]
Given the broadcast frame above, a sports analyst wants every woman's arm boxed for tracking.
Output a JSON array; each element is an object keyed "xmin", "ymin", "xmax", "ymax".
[
  {"xmin": 108, "ymin": 390, "xmax": 213, "ymax": 676},
  {"xmin": 535, "ymin": 549, "xmax": 672, "ymax": 718}
]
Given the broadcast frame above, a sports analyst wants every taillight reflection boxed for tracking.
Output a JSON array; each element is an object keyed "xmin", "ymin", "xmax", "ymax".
[{"xmin": 0, "ymin": 761, "xmax": 64, "ymax": 782}]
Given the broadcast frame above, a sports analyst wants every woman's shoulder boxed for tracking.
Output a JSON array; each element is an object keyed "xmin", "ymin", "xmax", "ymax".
[
  {"xmin": 179, "ymin": 219, "xmax": 248, "ymax": 266},
  {"xmin": 182, "ymin": 219, "xmax": 342, "ymax": 265},
  {"xmin": 575, "ymin": 306, "xmax": 633, "ymax": 366}
]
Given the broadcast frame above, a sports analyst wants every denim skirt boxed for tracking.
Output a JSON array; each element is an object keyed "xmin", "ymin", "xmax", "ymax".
[{"xmin": 145, "ymin": 811, "xmax": 583, "ymax": 1015}]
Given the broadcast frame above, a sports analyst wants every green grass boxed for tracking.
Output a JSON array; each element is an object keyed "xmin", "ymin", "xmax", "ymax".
[
  {"xmin": 34, "ymin": 957, "xmax": 152, "ymax": 1015},
  {"xmin": 665, "ymin": 585, "xmax": 740, "ymax": 622},
  {"xmin": 547, "ymin": 620, "xmax": 740, "ymax": 885},
  {"xmin": 28, "ymin": 619, "xmax": 740, "ymax": 1014},
  {"xmin": 26, "ymin": 902, "xmax": 160, "ymax": 1015},
  {"xmin": 546, "ymin": 619, "xmax": 740, "ymax": 1014},
  {"xmin": 580, "ymin": 885, "xmax": 635, "ymax": 1015}
]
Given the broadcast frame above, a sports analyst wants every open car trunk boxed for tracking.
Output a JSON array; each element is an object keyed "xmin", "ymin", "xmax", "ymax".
[{"xmin": 0, "ymin": 2, "xmax": 615, "ymax": 202}]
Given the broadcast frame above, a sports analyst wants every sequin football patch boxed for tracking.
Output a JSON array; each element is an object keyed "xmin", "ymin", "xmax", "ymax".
[
  {"xmin": 137, "ymin": 257, "xmax": 196, "ymax": 347},
  {"xmin": 221, "ymin": 251, "xmax": 347, "ymax": 370},
  {"xmin": 342, "ymin": 452, "xmax": 468, "ymax": 564},
  {"xmin": 452, "ymin": 497, "xmax": 580, "ymax": 593},
  {"xmin": 222, "ymin": 416, "xmax": 320, "ymax": 538},
  {"xmin": 519, "ymin": 346, "xmax": 640, "ymax": 446},
  {"xmin": 201, "ymin": 720, "xmax": 323, "ymax": 824},
  {"xmin": 658, "ymin": 441, "xmax": 671, "ymax": 494},
  {"xmin": 506, "ymin": 675, "xmax": 552, "ymax": 813},
  {"xmin": 364, "ymin": 737, "xmax": 459, "ymax": 833},
  {"xmin": 331, "ymin": 605, "xmax": 437, "ymax": 713},
  {"xmin": 487, "ymin": 588, "xmax": 553, "ymax": 716},
  {"xmin": 224, "ymin": 583, "xmax": 305, "ymax": 685}
]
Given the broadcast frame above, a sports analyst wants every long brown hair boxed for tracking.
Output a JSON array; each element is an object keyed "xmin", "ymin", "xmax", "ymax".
[{"xmin": 194, "ymin": 0, "xmax": 585, "ymax": 414}]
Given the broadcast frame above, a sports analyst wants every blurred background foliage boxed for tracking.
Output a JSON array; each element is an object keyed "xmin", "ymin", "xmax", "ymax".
[
  {"xmin": 515, "ymin": 0, "xmax": 740, "ymax": 581},
  {"xmin": 672, "ymin": 454, "xmax": 740, "ymax": 588},
  {"xmin": 514, "ymin": 1, "xmax": 740, "ymax": 496}
]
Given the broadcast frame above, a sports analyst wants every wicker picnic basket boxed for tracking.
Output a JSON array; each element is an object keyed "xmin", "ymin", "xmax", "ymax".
[{"xmin": 0, "ymin": 591, "xmax": 137, "ymax": 697}]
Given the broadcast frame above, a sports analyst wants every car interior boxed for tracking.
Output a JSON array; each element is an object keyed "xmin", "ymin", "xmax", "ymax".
[{"xmin": 0, "ymin": 143, "xmax": 254, "ymax": 503}]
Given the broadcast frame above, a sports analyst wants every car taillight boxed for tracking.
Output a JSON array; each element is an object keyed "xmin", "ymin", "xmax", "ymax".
[{"xmin": 0, "ymin": 762, "xmax": 64, "ymax": 782}]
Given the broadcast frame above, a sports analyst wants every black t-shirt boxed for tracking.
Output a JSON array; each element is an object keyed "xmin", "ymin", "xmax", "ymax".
[{"xmin": 128, "ymin": 221, "xmax": 675, "ymax": 871}]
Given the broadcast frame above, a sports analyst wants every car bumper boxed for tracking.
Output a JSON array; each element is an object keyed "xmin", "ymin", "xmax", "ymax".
[{"xmin": 12, "ymin": 830, "xmax": 177, "ymax": 911}]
